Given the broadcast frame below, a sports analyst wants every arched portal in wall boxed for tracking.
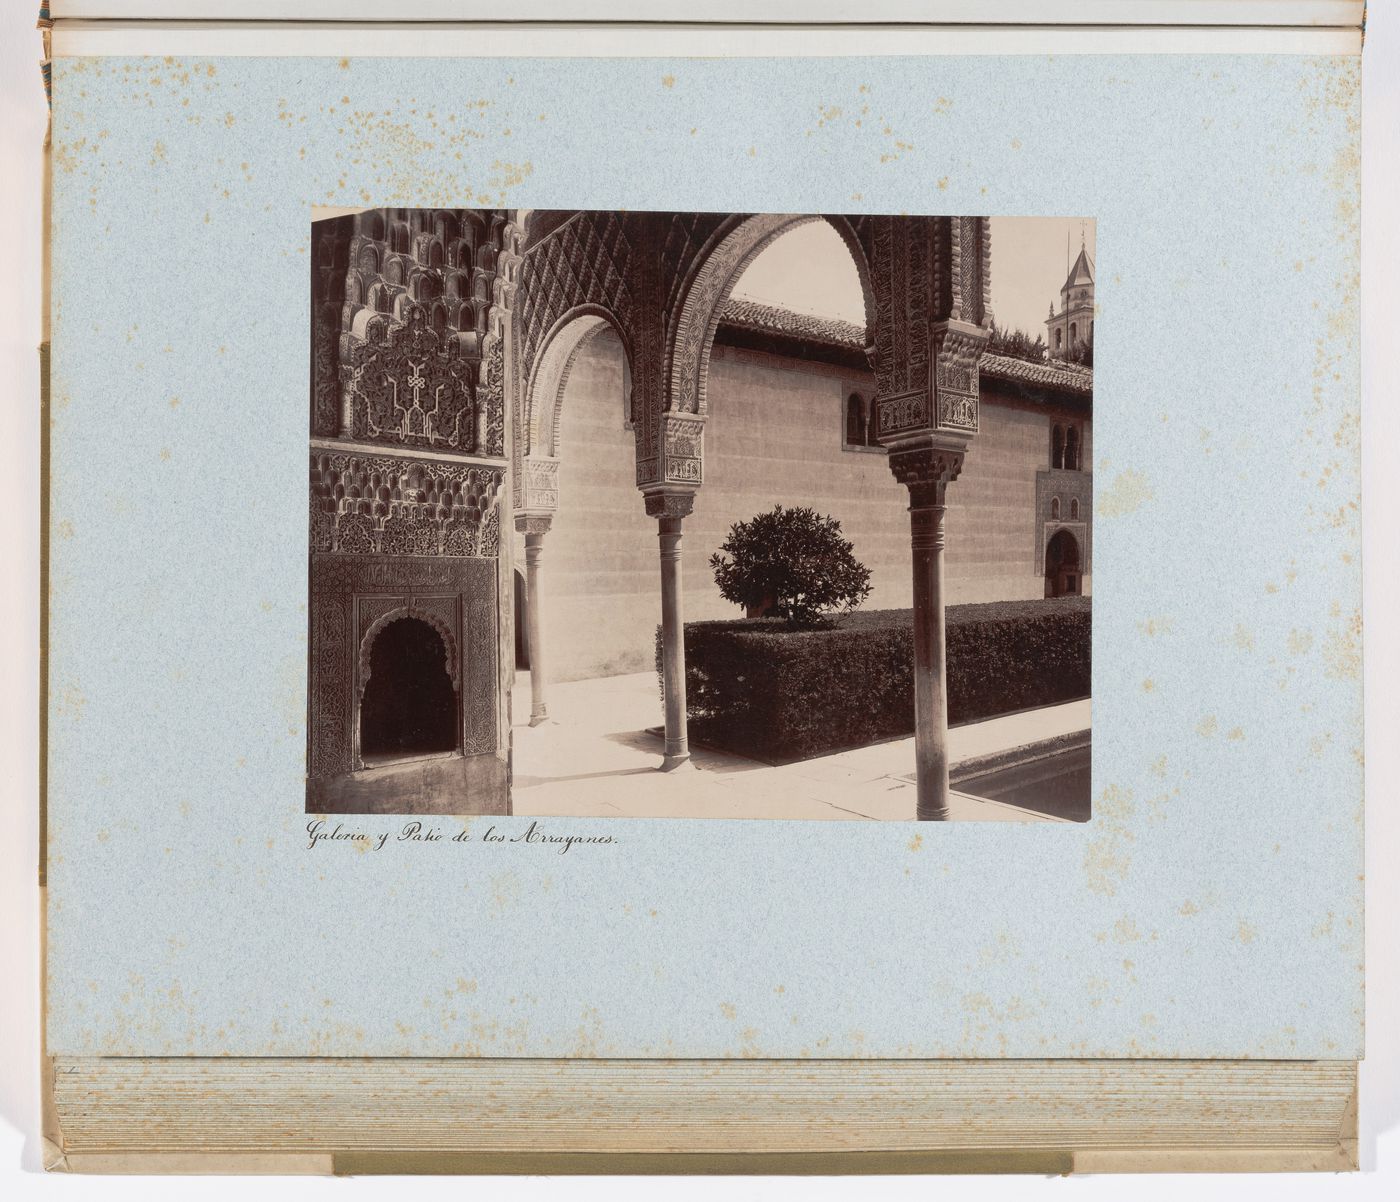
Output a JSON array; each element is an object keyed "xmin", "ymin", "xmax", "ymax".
[
  {"xmin": 529, "ymin": 317, "xmax": 645, "ymax": 685},
  {"xmin": 669, "ymin": 215, "xmax": 874, "ymax": 418},
  {"xmin": 1045, "ymin": 529, "xmax": 1082, "ymax": 598},
  {"xmin": 358, "ymin": 615, "xmax": 459, "ymax": 762},
  {"xmin": 526, "ymin": 306, "xmax": 632, "ymax": 461}
]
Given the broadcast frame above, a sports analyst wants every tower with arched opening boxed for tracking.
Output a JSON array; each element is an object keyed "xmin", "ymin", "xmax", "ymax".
[{"xmin": 1046, "ymin": 240, "xmax": 1095, "ymax": 363}]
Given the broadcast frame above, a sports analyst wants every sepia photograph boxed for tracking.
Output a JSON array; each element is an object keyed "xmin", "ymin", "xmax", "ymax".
[{"xmin": 307, "ymin": 210, "xmax": 1093, "ymax": 822}]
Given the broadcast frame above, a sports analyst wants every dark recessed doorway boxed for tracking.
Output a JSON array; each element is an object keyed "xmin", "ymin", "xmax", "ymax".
[
  {"xmin": 359, "ymin": 616, "xmax": 458, "ymax": 761},
  {"xmin": 1045, "ymin": 529, "xmax": 1082, "ymax": 598}
]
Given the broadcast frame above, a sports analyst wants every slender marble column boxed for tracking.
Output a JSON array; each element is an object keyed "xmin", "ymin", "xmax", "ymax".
[
  {"xmin": 888, "ymin": 446, "xmax": 965, "ymax": 821},
  {"xmin": 515, "ymin": 515, "xmax": 553, "ymax": 726},
  {"xmin": 524, "ymin": 533, "xmax": 549, "ymax": 726},
  {"xmin": 909, "ymin": 501, "xmax": 951, "ymax": 820},
  {"xmin": 656, "ymin": 514, "xmax": 690, "ymax": 770}
]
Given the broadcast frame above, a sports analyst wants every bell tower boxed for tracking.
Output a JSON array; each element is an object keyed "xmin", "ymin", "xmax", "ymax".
[{"xmin": 1046, "ymin": 236, "xmax": 1095, "ymax": 362}]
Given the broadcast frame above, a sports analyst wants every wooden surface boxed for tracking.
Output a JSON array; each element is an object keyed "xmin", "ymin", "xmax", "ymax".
[{"xmin": 46, "ymin": 1056, "xmax": 1358, "ymax": 1174}]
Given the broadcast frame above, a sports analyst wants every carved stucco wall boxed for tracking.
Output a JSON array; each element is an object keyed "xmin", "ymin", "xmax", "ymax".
[{"xmin": 307, "ymin": 209, "xmax": 513, "ymax": 796}]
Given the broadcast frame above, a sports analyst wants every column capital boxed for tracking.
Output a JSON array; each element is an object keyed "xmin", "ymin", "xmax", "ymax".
[
  {"xmin": 514, "ymin": 512, "xmax": 554, "ymax": 536},
  {"xmin": 888, "ymin": 444, "xmax": 965, "ymax": 510},
  {"xmin": 642, "ymin": 488, "xmax": 697, "ymax": 520}
]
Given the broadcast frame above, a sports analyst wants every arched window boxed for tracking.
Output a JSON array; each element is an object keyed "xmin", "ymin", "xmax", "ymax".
[
  {"xmin": 1065, "ymin": 426, "xmax": 1080, "ymax": 472},
  {"xmin": 1054, "ymin": 328, "xmax": 1062, "ymax": 350},
  {"xmin": 1069, "ymin": 321, "xmax": 1078, "ymax": 344},
  {"xmin": 845, "ymin": 393, "xmax": 868, "ymax": 448},
  {"xmin": 1051, "ymin": 496, "xmax": 1061, "ymax": 520},
  {"xmin": 1070, "ymin": 498, "xmax": 1080, "ymax": 520},
  {"xmin": 1052, "ymin": 425, "xmax": 1065, "ymax": 470}
]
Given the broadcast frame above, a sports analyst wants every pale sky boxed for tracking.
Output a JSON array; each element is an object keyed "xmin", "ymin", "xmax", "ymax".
[{"xmin": 731, "ymin": 216, "xmax": 1097, "ymax": 342}]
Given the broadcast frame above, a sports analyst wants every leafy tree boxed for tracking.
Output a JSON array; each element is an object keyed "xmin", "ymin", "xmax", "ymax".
[
  {"xmin": 709, "ymin": 505, "xmax": 872, "ymax": 627},
  {"xmin": 986, "ymin": 320, "xmax": 1048, "ymax": 364}
]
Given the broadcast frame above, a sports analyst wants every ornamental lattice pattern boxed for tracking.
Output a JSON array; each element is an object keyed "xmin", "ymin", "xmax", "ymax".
[
  {"xmin": 516, "ymin": 212, "xmax": 635, "ymax": 386},
  {"xmin": 480, "ymin": 335, "xmax": 507, "ymax": 458},
  {"xmin": 346, "ymin": 304, "xmax": 481, "ymax": 451},
  {"xmin": 956, "ymin": 215, "xmax": 986, "ymax": 327},
  {"xmin": 858, "ymin": 217, "xmax": 938, "ymax": 404},
  {"xmin": 309, "ymin": 451, "xmax": 504, "ymax": 559}
]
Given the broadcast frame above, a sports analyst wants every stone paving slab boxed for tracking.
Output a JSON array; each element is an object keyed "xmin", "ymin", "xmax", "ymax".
[{"xmin": 511, "ymin": 672, "xmax": 1087, "ymax": 823}]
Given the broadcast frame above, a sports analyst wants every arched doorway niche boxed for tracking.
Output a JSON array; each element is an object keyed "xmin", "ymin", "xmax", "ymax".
[
  {"xmin": 1045, "ymin": 529, "xmax": 1082, "ymax": 598},
  {"xmin": 357, "ymin": 613, "xmax": 460, "ymax": 764}
]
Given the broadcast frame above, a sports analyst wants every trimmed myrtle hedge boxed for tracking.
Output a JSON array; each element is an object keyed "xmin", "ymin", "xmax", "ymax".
[{"xmin": 656, "ymin": 597, "xmax": 1091, "ymax": 763}]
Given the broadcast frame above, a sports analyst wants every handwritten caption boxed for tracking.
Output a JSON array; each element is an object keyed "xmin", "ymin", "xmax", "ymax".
[{"xmin": 306, "ymin": 818, "xmax": 615, "ymax": 855}]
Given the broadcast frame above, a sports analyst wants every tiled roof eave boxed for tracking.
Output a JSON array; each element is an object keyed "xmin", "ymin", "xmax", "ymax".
[
  {"xmin": 716, "ymin": 299, "xmax": 1092, "ymax": 398},
  {"xmin": 717, "ymin": 298, "xmax": 866, "ymax": 348},
  {"xmin": 980, "ymin": 353, "xmax": 1094, "ymax": 398}
]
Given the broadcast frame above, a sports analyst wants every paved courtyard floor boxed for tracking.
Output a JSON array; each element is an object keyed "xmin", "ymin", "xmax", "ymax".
[{"xmin": 511, "ymin": 671, "xmax": 1091, "ymax": 823}]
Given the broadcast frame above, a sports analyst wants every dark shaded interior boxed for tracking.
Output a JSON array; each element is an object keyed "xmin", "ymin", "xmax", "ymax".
[
  {"xmin": 1045, "ymin": 529, "xmax": 1081, "ymax": 598},
  {"xmin": 513, "ymin": 569, "xmax": 530, "ymax": 669},
  {"xmin": 360, "ymin": 617, "xmax": 458, "ymax": 759}
]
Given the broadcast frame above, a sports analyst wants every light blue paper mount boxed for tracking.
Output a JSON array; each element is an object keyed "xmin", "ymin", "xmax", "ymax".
[{"xmin": 45, "ymin": 53, "xmax": 1362, "ymax": 1059}]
